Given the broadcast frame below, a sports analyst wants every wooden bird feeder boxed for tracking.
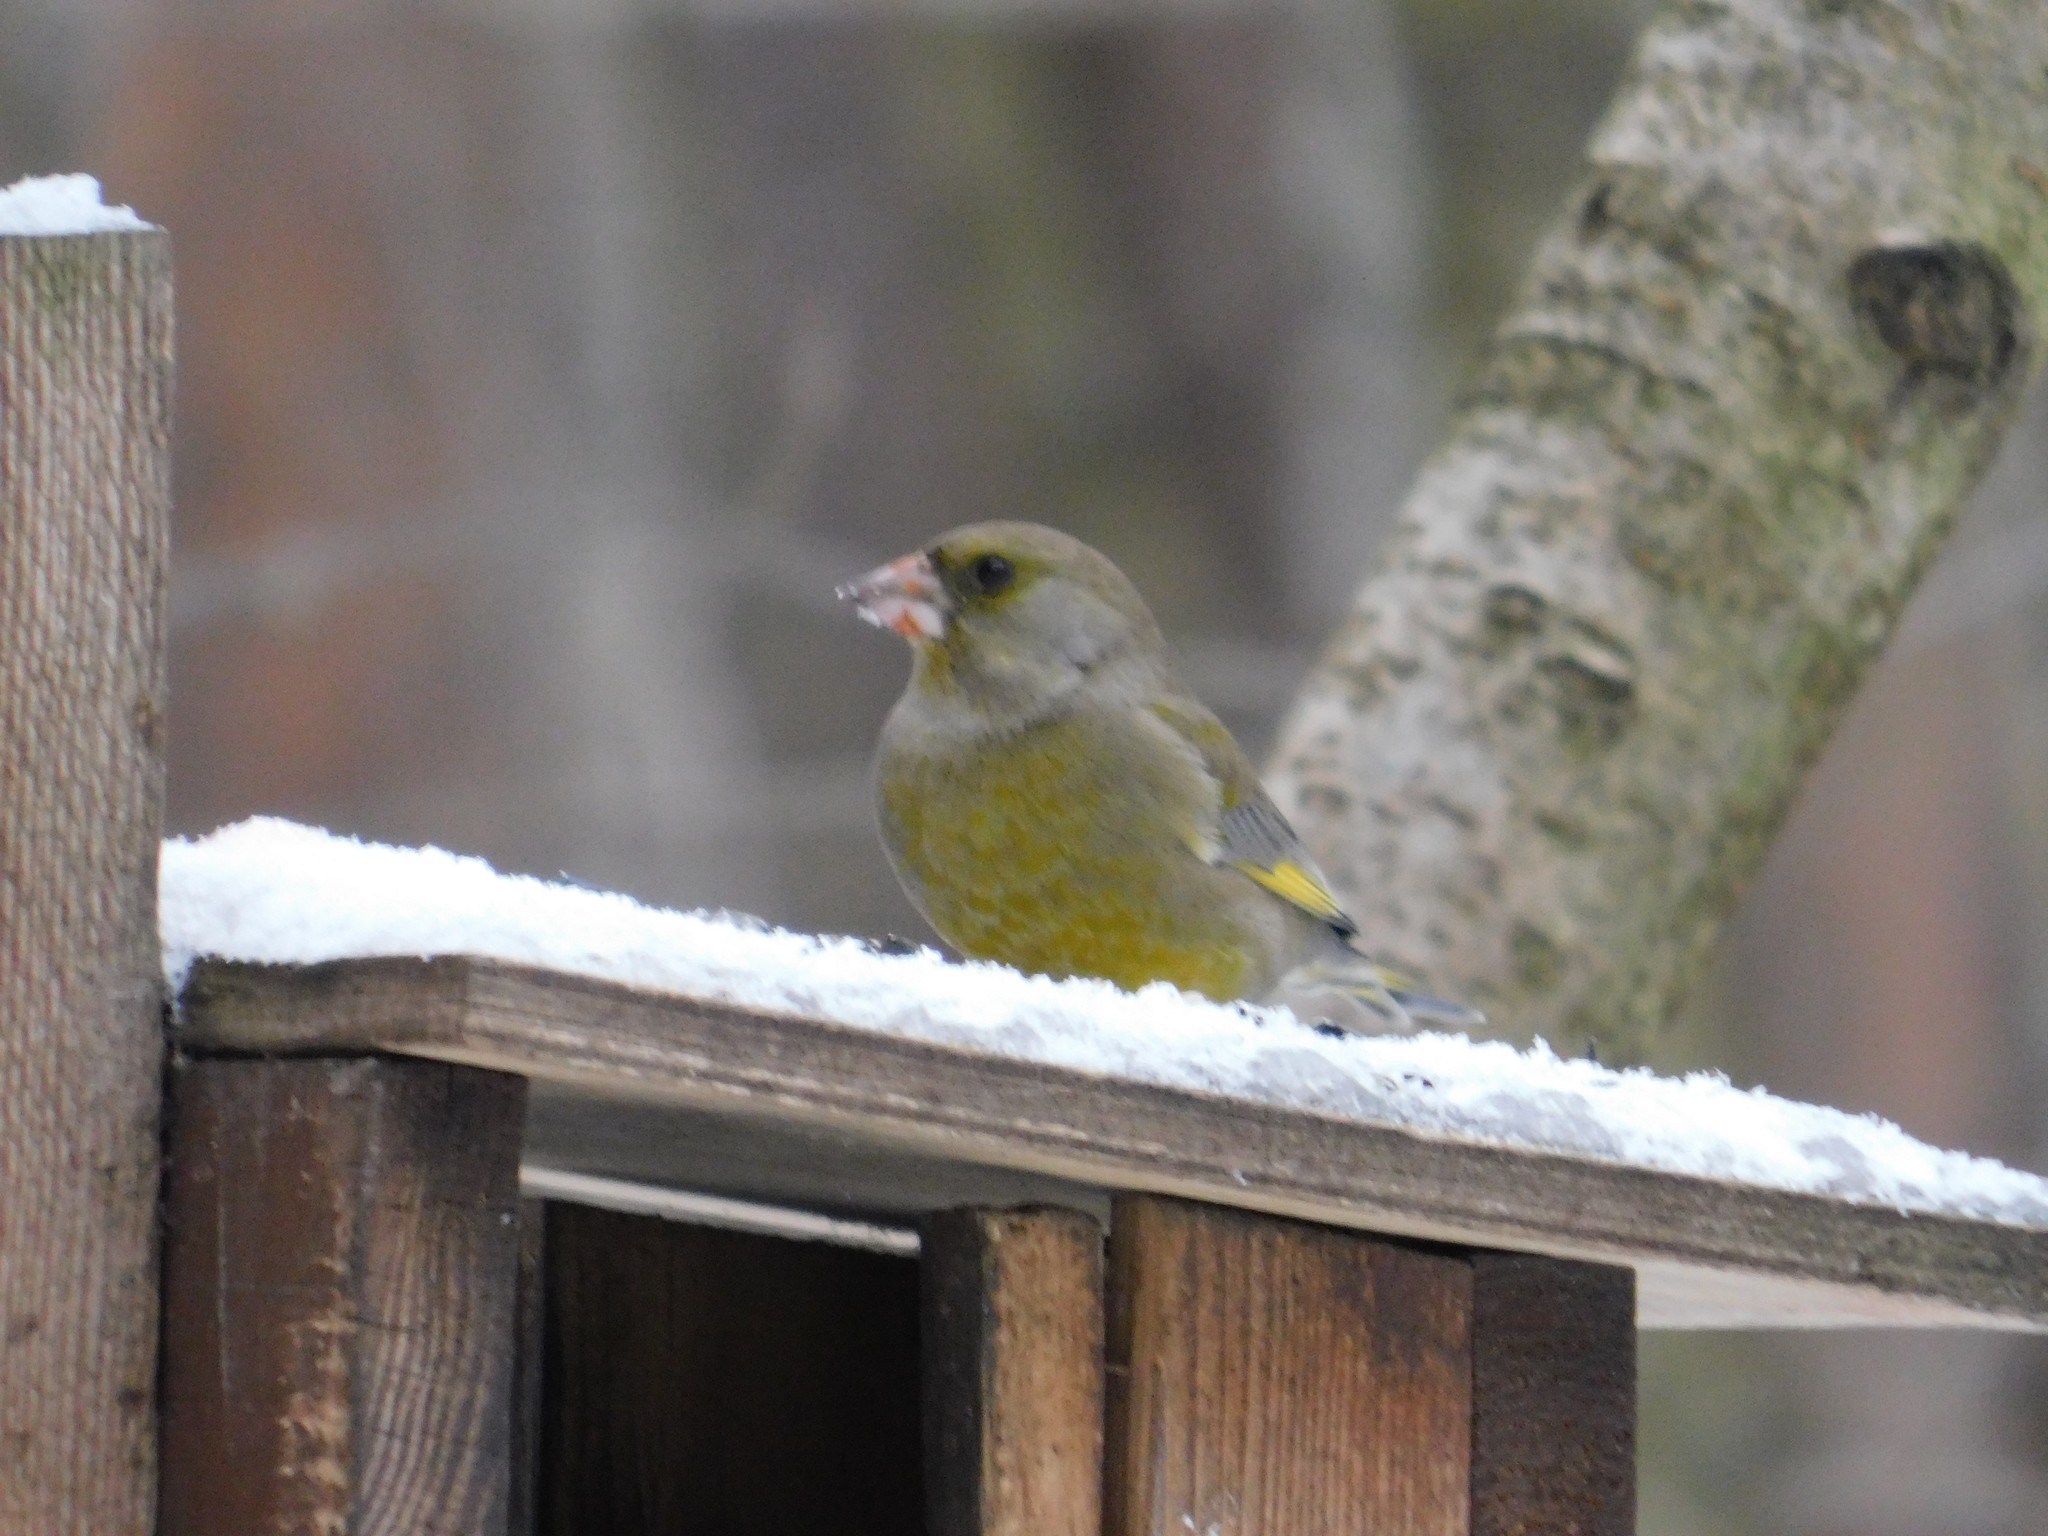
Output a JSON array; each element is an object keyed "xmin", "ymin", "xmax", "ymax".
[
  {"xmin": 5, "ymin": 201, "xmax": 2046, "ymax": 1536},
  {"xmin": 153, "ymin": 955, "xmax": 2048, "ymax": 1536}
]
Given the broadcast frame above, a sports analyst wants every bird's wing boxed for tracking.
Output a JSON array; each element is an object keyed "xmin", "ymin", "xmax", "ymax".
[{"xmin": 1148, "ymin": 697, "xmax": 1357, "ymax": 936}]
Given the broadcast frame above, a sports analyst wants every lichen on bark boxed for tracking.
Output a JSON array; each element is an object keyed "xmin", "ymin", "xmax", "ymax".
[{"xmin": 1268, "ymin": 0, "xmax": 2048, "ymax": 1059}]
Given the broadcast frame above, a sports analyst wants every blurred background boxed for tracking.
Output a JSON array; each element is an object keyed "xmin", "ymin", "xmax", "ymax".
[{"xmin": 6, "ymin": 0, "xmax": 2047, "ymax": 1528}]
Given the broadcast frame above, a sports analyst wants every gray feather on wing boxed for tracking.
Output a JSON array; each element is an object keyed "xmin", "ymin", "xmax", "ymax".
[{"xmin": 1216, "ymin": 793, "xmax": 1358, "ymax": 938}]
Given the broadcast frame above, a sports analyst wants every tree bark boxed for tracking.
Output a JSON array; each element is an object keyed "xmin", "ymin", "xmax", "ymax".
[{"xmin": 1269, "ymin": 0, "xmax": 2048, "ymax": 1057}]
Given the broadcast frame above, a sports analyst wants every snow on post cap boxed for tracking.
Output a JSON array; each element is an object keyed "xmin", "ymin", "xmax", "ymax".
[
  {"xmin": 0, "ymin": 174, "xmax": 152, "ymax": 237},
  {"xmin": 160, "ymin": 816, "xmax": 2048, "ymax": 1230}
]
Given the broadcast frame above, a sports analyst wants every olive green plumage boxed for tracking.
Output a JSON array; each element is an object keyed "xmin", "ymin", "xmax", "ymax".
[{"xmin": 843, "ymin": 521, "xmax": 1476, "ymax": 1032}]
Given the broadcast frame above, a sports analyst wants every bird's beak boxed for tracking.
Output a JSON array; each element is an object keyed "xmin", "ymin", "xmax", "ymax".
[{"xmin": 837, "ymin": 551, "xmax": 951, "ymax": 642}]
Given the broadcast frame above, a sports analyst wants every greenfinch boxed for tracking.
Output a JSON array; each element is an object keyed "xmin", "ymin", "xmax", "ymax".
[{"xmin": 840, "ymin": 521, "xmax": 1479, "ymax": 1034}]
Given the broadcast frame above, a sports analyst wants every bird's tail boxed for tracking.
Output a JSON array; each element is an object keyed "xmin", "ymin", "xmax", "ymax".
[
  {"xmin": 1271, "ymin": 955, "xmax": 1486, "ymax": 1036},
  {"xmin": 1384, "ymin": 984, "xmax": 1487, "ymax": 1030}
]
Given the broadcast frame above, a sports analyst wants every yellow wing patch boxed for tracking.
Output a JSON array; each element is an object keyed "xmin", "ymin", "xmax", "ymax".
[{"xmin": 1233, "ymin": 858, "xmax": 1350, "ymax": 926}]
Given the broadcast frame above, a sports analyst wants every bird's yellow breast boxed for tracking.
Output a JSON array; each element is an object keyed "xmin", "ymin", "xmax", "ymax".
[{"xmin": 877, "ymin": 711, "xmax": 1255, "ymax": 1001}]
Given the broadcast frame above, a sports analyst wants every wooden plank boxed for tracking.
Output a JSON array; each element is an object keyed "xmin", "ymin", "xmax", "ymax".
[
  {"xmin": 176, "ymin": 956, "xmax": 2048, "ymax": 1329},
  {"xmin": 158, "ymin": 1056, "xmax": 527, "ymax": 1536},
  {"xmin": 524, "ymin": 1080, "xmax": 1111, "ymax": 1226},
  {"xmin": 1471, "ymin": 1255, "xmax": 1635, "ymax": 1536},
  {"xmin": 509, "ymin": 1197, "xmax": 548, "ymax": 1536},
  {"xmin": 537, "ymin": 1203, "xmax": 923, "ymax": 1535},
  {"xmin": 922, "ymin": 1207, "xmax": 1105, "ymax": 1536},
  {"xmin": 0, "ymin": 226, "xmax": 172, "ymax": 1535},
  {"xmin": 1104, "ymin": 1194, "xmax": 1472, "ymax": 1536}
]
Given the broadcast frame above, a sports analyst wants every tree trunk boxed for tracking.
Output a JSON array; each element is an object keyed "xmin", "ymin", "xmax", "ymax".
[{"xmin": 1268, "ymin": 0, "xmax": 2048, "ymax": 1058}]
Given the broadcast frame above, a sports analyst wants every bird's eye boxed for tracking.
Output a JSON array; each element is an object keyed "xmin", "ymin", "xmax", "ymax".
[{"xmin": 965, "ymin": 552, "xmax": 1016, "ymax": 596}]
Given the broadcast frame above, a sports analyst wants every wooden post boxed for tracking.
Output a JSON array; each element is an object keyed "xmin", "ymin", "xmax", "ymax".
[
  {"xmin": 921, "ymin": 1207, "xmax": 1105, "ymax": 1536},
  {"xmin": 1104, "ymin": 1196, "xmax": 1636, "ymax": 1536},
  {"xmin": 158, "ymin": 1056, "xmax": 528, "ymax": 1536},
  {"xmin": 0, "ymin": 225, "xmax": 172, "ymax": 1533}
]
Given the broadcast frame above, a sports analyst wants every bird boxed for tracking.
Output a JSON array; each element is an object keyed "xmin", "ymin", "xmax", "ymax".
[{"xmin": 838, "ymin": 521, "xmax": 1481, "ymax": 1034}]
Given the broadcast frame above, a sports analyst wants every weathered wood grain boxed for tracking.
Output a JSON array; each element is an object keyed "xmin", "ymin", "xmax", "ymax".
[
  {"xmin": 158, "ymin": 1056, "xmax": 527, "ymax": 1536},
  {"xmin": 1104, "ymin": 1195, "xmax": 1473, "ymax": 1536},
  {"xmin": 1471, "ymin": 1255, "xmax": 1635, "ymax": 1536},
  {"xmin": 537, "ymin": 1202, "xmax": 924, "ymax": 1536},
  {"xmin": 0, "ymin": 227, "xmax": 172, "ymax": 1535},
  {"xmin": 922, "ymin": 1207, "xmax": 1105, "ymax": 1536},
  {"xmin": 510, "ymin": 1197, "xmax": 548, "ymax": 1536},
  {"xmin": 176, "ymin": 956, "xmax": 2048, "ymax": 1329}
]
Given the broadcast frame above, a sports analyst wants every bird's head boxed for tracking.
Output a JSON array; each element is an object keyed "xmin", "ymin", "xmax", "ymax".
[{"xmin": 839, "ymin": 521, "xmax": 1167, "ymax": 721}]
